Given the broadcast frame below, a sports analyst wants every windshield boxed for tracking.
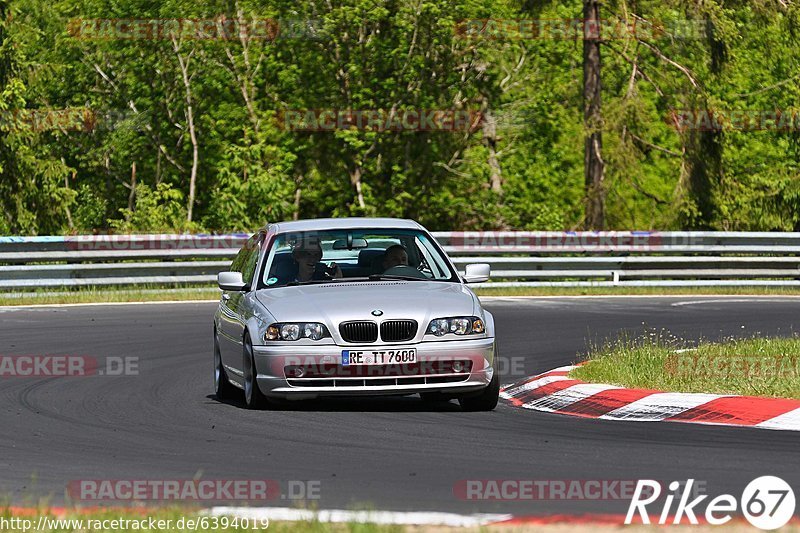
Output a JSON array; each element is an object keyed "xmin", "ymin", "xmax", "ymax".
[{"xmin": 258, "ymin": 229, "xmax": 458, "ymax": 288}]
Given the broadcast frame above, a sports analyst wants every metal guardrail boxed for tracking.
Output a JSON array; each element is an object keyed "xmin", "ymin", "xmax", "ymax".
[{"xmin": 1, "ymin": 232, "xmax": 799, "ymax": 289}]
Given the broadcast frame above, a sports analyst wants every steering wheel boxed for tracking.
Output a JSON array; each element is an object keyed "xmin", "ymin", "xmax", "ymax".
[
  {"xmin": 383, "ymin": 265, "xmax": 429, "ymax": 279},
  {"xmin": 417, "ymin": 256, "xmax": 432, "ymax": 274}
]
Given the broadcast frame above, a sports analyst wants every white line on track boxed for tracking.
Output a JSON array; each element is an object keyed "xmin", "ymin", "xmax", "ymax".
[
  {"xmin": 204, "ymin": 507, "xmax": 513, "ymax": 527},
  {"xmin": 480, "ymin": 295, "xmax": 800, "ymax": 301},
  {"xmin": 4, "ymin": 294, "xmax": 800, "ymax": 311},
  {"xmin": 670, "ymin": 298, "xmax": 800, "ymax": 306},
  {"xmin": 0, "ymin": 299, "xmax": 218, "ymax": 311}
]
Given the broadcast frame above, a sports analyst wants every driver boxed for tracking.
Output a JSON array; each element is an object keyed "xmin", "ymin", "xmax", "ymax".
[
  {"xmin": 291, "ymin": 237, "xmax": 342, "ymax": 282},
  {"xmin": 382, "ymin": 244, "xmax": 409, "ymax": 271}
]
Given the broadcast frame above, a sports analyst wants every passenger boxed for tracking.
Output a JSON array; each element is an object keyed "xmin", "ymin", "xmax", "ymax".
[
  {"xmin": 382, "ymin": 244, "xmax": 409, "ymax": 271},
  {"xmin": 291, "ymin": 237, "xmax": 342, "ymax": 282}
]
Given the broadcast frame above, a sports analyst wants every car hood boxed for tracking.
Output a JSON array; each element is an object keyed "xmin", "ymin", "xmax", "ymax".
[{"xmin": 255, "ymin": 281, "xmax": 478, "ymax": 326}]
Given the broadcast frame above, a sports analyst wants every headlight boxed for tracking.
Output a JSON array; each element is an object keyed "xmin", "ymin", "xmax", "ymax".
[
  {"xmin": 265, "ymin": 322, "xmax": 330, "ymax": 341},
  {"xmin": 280, "ymin": 323, "xmax": 301, "ymax": 341},
  {"xmin": 426, "ymin": 316, "xmax": 485, "ymax": 336},
  {"xmin": 303, "ymin": 323, "xmax": 326, "ymax": 341},
  {"xmin": 428, "ymin": 318, "xmax": 450, "ymax": 336},
  {"xmin": 266, "ymin": 324, "xmax": 281, "ymax": 340}
]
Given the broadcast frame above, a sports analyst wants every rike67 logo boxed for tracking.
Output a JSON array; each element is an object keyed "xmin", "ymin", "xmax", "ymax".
[{"xmin": 626, "ymin": 476, "xmax": 795, "ymax": 530}]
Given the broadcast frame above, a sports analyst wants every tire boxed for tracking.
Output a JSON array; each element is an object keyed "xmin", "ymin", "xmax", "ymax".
[
  {"xmin": 214, "ymin": 329, "xmax": 236, "ymax": 401},
  {"xmin": 242, "ymin": 334, "xmax": 269, "ymax": 410},
  {"xmin": 458, "ymin": 356, "xmax": 500, "ymax": 412}
]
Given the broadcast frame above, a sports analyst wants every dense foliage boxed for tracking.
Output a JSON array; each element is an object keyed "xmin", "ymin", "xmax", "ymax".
[{"xmin": 0, "ymin": 0, "xmax": 798, "ymax": 233}]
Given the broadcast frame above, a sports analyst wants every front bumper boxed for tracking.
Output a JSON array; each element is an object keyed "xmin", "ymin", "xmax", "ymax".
[{"xmin": 252, "ymin": 336, "xmax": 495, "ymax": 399}]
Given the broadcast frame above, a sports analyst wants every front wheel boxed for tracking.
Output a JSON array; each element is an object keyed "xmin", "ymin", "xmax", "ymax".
[
  {"xmin": 243, "ymin": 335, "xmax": 269, "ymax": 409},
  {"xmin": 458, "ymin": 358, "xmax": 500, "ymax": 412}
]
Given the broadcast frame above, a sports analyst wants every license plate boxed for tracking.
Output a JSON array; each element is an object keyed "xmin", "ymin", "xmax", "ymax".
[{"xmin": 341, "ymin": 348, "xmax": 417, "ymax": 366}]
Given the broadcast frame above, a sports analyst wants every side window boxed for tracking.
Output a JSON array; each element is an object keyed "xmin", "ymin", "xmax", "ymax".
[
  {"xmin": 230, "ymin": 249, "xmax": 246, "ymax": 273},
  {"xmin": 230, "ymin": 234, "xmax": 263, "ymax": 287},
  {"xmin": 415, "ymin": 236, "xmax": 448, "ymax": 279},
  {"xmin": 241, "ymin": 234, "xmax": 264, "ymax": 285}
]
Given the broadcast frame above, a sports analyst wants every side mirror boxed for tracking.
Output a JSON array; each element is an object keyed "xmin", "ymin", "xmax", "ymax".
[
  {"xmin": 218, "ymin": 271, "xmax": 246, "ymax": 292},
  {"xmin": 463, "ymin": 263, "xmax": 490, "ymax": 284}
]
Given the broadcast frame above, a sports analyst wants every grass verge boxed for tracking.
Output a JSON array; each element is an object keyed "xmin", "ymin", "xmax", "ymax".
[
  {"xmin": 0, "ymin": 507, "xmax": 403, "ymax": 533},
  {"xmin": 2, "ymin": 507, "xmax": 793, "ymax": 532},
  {"xmin": 570, "ymin": 334, "xmax": 800, "ymax": 399},
  {"xmin": 4, "ymin": 285, "xmax": 800, "ymax": 307},
  {"xmin": 0, "ymin": 288, "xmax": 221, "ymax": 307},
  {"xmin": 472, "ymin": 286, "xmax": 800, "ymax": 297}
]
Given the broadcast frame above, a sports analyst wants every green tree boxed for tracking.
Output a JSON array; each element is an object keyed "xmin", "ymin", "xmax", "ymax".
[{"xmin": 0, "ymin": 0, "xmax": 72, "ymax": 234}]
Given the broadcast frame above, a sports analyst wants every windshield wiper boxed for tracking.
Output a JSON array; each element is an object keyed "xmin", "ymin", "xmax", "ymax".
[
  {"xmin": 367, "ymin": 274, "xmax": 426, "ymax": 282},
  {"xmin": 286, "ymin": 279, "xmax": 338, "ymax": 286},
  {"xmin": 285, "ymin": 275, "xmax": 431, "ymax": 285}
]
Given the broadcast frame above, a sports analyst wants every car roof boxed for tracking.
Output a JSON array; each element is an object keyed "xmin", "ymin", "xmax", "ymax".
[{"xmin": 266, "ymin": 217, "xmax": 425, "ymax": 234}]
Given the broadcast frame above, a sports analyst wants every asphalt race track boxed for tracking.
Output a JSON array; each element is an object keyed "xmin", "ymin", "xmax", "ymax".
[{"xmin": 1, "ymin": 296, "xmax": 799, "ymax": 516}]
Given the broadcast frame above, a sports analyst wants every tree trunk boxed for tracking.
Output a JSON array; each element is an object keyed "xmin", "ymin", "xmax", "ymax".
[
  {"xmin": 349, "ymin": 166, "xmax": 366, "ymax": 210},
  {"xmin": 64, "ymin": 167, "xmax": 75, "ymax": 230},
  {"xmin": 682, "ymin": 127, "xmax": 722, "ymax": 229},
  {"xmin": 173, "ymin": 38, "xmax": 199, "ymax": 223},
  {"xmin": 155, "ymin": 135, "xmax": 162, "ymax": 185},
  {"xmin": 679, "ymin": 21, "xmax": 726, "ymax": 229},
  {"xmin": 293, "ymin": 187, "xmax": 302, "ymax": 220},
  {"xmin": 127, "ymin": 162, "xmax": 137, "ymax": 216},
  {"xmin": 293, "ymin": 173, "xmax": 303, "ymax": 220},
  {"xmin": 481, "ymin": 97, "xmax": 502, "ymax": 194},
  {"xmin": 583, "ymin": 0, "xmax": 605, "ymax": 230}
]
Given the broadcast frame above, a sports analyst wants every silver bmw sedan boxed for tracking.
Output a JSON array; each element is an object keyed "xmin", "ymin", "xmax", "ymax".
[{"xmin": 213, "ymin": 217, "xmax": 498, "ymax": 411}]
